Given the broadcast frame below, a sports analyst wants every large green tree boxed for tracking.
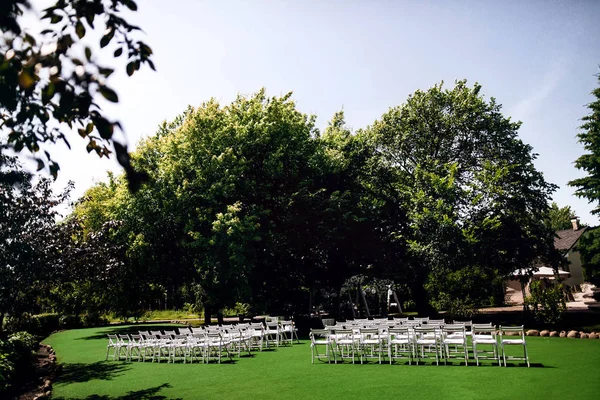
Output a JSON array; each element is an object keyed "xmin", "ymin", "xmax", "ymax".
[
  {"xmin": 579, "ymin": 227, "xmax": 600, "ymax": 285},
  {"xmin": 1, "ymin": 0, "xmax": 153, "ymax": 187},
  {"xmin": 570, "ymin": 74, "xmax": 600, "ymax": 214},
  {"xmin": 570, "ymin": 73, "xmax": 600, "ymax": 285},
  {"xmin": 66, "ymin": 83, "xmax": 562, "ymax": 320},
  {"xmin": 369, "ymin": 80, "xmax": 559, "ymax": 315},
  {"xmin": 0, "ymin": 154, "xmax": 70, "ymax": 334},
  {"xmin": 546, "ymin": 202, "xmax": 576, "ymax": 231}
]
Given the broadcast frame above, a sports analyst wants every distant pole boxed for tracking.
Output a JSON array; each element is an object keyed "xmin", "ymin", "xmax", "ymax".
[
  {"xmin": 358, "ymin": 284, "xmax": 371, "ymax": 318},
  {"xmin": 392, "ymin": 290, "xmax": 402, "ymax": 314},
  {"xmin": 348, "ymin": 292, "xmax": 356, "ymax": 319}
]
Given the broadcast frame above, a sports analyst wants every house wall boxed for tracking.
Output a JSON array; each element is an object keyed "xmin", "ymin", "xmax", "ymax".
[{"xmin": 564, "ymin": 249, "xmax": 585, "ymax": 288}]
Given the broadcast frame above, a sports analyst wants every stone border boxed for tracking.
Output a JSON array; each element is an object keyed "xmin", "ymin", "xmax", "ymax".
[
  {"xmin": 23, "ymin": 344, "xmax": 58, "ymax": 400},
  {"xmin": 524, "ymin": 329, "xmax": 599, "ymax": 339}
]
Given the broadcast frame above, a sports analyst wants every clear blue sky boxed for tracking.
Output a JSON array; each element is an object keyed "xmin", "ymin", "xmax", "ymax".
[{"xmin": 31, "ymin": 0, "xmax": 600, "ymax": 224}]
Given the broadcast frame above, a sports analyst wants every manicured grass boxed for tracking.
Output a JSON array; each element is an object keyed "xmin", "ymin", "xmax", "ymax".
[{"xmin": 45, "ymin": 325, "xmax": 600, "ymax": 400}]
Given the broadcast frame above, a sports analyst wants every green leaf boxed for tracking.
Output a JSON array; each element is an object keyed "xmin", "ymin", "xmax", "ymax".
[
  {"xmin": 18, "ymin": 71, "xmax": 35, "ymax": 89},
  {"xmin": 85, "ymin": 47, "xmax": 92, "ymax": 61},
  {"xmin": 98, "ymin": 67, "xmax": 115, "ymax": 78},
  {"xmin": 85, "ymin": 12, "xmax": 95, "ymax": 28},
  {"xmin": 99, "ymin": 86, "xmax": 119, "ymax": 103},
  {"xmin": 114, "ymin": 47, "xmax": 123, "ymax": 57},
  {"xmin": 125, "ymin": 1, "xmax": 138, "ymax": 11},
  {"xmin": 126, "ymin": 61, "xmax": 136, "ymax": 76},
  {"xmin": 76, "ymin": 21, "xmax": 86, "ymax": 39},
  {"xmin": 100, "ymin": 28, "xmax": 115, "ymax": 48},
  {"xmin": 147, "ymin": 59, "xmax": 156, "ymax": 71},
  {"xmin": 41, "ymin": 82, "xmax": 55, "ymax": 104},
  {"xmin": 50, "ymin": 15, "xmax": 62, "ymax": 24},
  {"xmin": 49, "ymin": 162, "xmax": 59, "ymax": 179},
  {"xmin": 95, "ymin": 118, "xmax": 114, "ymax": 139}
]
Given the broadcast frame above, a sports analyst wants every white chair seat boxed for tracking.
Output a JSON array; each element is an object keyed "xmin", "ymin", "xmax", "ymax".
[
  {"xmin": 502, "ymin": 339, "xmax": 525, "ymax": 345},
  {"xmin": 476, "ymin": 338, "xmax": 498, "ymax": 345}
]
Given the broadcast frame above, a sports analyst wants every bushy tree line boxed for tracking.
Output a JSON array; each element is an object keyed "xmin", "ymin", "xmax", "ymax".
[{"xmin": 2, "ymin": 82, "xmax": 561, "ymax": 327}]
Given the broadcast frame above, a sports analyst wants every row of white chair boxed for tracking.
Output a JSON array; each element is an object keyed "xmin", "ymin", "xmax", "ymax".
[
  {"xmin": 106, "ymin": 321, "xmax": 299, "ymax": 363},
  {"xmin": 310, "ymin": 324, "xmax": 529, "ymax": 367}
]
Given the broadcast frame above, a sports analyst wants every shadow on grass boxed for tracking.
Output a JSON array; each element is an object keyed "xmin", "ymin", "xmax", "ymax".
[
  {"xmin": 55, "ymin": 361, "xmax": 131, "ymax": 384},
  {"xmin": 53, "ymin": 383, "xmax": 181, "ymax": 400}
]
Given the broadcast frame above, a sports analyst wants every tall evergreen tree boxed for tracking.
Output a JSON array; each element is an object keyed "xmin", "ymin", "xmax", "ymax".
[
  {"xmin": 570, "ymin": 73, "xmax": 600, "ymax": 214},
  {"xmin": 570, "ymin": 72, "xmax": 600, "ymax": 285}
]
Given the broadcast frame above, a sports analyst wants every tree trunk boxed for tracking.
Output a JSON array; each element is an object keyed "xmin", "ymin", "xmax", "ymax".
[
  {"xmin": 204, "ymin": 304, "xmax": 212, "ymax": 325},
  {"xmin": 216, "ymin": 309, "xmax": 224, "ymax": 325},
  {"xmin": 412, "ymin": 284, "xmax": 433, "ymax": 316}
]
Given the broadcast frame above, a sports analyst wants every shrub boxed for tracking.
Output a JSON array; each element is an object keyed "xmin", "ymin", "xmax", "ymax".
[
  {"xmin": 0, "ymin": 332, "xmax": 38, "ymax": 396},
  {"xmin": 33, "ymin": 313, "xmax": 60, "ymax": 336},
  {"xmin": 428, "ymin": 292, "xmax": 477, "ymax": 319},
  {"xmin": 3, "ymin": 313, "xmax": 60, "ymax": 338},
  {"xmin": 82, "ymin": 313, "xmax": 108, "ymax": 328},
  {"xmin": 8, "ymin": 331, "xmax": 37, "ymax": 375},
  {"xmin": 524, "ymin": 280, "xmax": 566, "ymax": 324},
  {"xmin": 0, "ymin": 340, "xmax": 15, "ymax": 395},
  {"xmin": 222, "ymin": 303, "xmax": 251, "ymax": 318},
  {"xmin": 402, "ymin": 300, "xmax": 416, "ymax": 312},
  {"xmin": 59, "ymin": 314, "xmax": 82, "ymax": 329},
  {"xmin": 2, "ymin": 313, "xmax": 34, "ymax": 335}
]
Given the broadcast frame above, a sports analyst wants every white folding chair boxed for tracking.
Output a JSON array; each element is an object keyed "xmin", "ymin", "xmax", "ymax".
[
  {"xmin": 154, "ymin": 334, "xmax": 172, "ymax": 363},
  {"xmin": 205, "ymin": 331, "xmax": 232, "ymax": 364},
  {"xmin": 429, "ymin": 319, "xmax": 445, "ymax": 326},
  {"xmin": 229, "ymin": 328, "xmax": 251, "ymax": 357},
  {"xmin": 441, "ymin": 325, "xmax": 468, "ymax": 366},
  {"xmin": 105, "ymin": 334, "xmax": 121, "ymax": 361},
  {"xmin": 358, "ymin": 328, "xmax": 383, "ymax": 364},
  {"xmin": 248, "ymin": 323, "xmax": 266, "ymax": 351},
  {"xmin": 187, "ymin": 333, "xmax": 207, "ymax": 363},
  {"xmin": 388, "ymin": 327, "xmax": 413, "ymax": 365},
  {"xmin": 280, "ymin": 320, "xmax": 299, "ymax": 345},
  {"xmin": 333, "ymin": 328, "xmax": 358, "ymax": 364},
  {"xmin": 169, "ymin": 334, "xmax": 188, "ymax": 363},
  {"xmin": 127, "ymin": 334, "xmax": 143, "ymax": 361},
  {"xmin": 117, "ymin": 334, "xmax": 131, "ymax": 360},
  {"xmin": 309, "ymin": 329, "xmax": 335, "ymax": 364},
  {"xmin": 472, "ymin": 324, "xmax": 501, "ymax": 366},
  {"xmin": 264, "ymin": 322, "xmax": 281, "ymax": 348},
  {"xmin": 450, "ymin": 320, "xmax": 473, "ymax": 337},
  {"xmin": 500, "ymin": 325, "xmax": 529, "ymax": 367},
  {"xmin": 139, "ymin": 334, "xmax": 157, "ymax": 362},
  {"xmin": 414, "ymin": 326, "xmax": 440, "ymax": 365}
]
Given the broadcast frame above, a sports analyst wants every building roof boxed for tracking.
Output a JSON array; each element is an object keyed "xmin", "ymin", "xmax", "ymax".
[{"xmin": 555, "ymin": 227, "xmax": 587, "ymax": 252}]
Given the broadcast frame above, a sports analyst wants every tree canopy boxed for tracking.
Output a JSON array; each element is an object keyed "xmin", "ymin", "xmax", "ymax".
[
  {"xmin": 570, "ymin": 74, "xmax": 600, "ymax": 215},
  {"xmin": 368, "ymin": 80, "xmax": 559, "ymax": 314},
  {"xmin": 570, "ymin": 72, "xmax": 600, "ymax": 286},
  {"xmin": 0, "ymin": 0, "xmax": 153, "ymax": 188},
  {"xmin": 546, "ymin": 202, "xmax": 576, "ymax": 231},
  {"xmin": 1, "ymin": 82, "xmax": 562, "ymax": 324}
]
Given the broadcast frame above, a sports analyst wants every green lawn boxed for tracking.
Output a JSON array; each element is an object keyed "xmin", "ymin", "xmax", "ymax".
[{"xmin": 45, "ymin": 325, "xmax": 600, "ymax": 400}]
